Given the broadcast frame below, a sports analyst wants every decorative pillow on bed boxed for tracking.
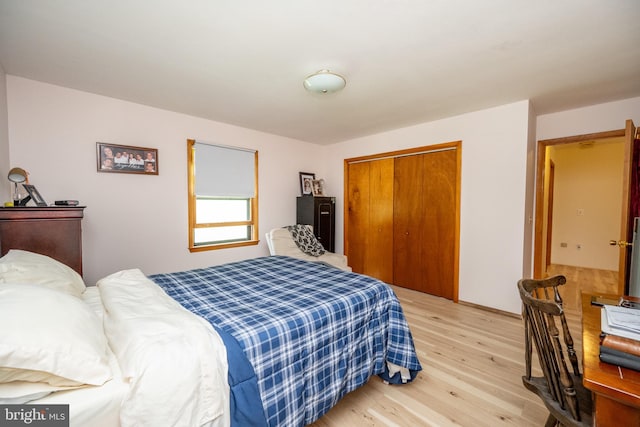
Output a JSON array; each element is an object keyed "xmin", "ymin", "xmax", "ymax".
[
  {"xmin": 285, "ymin": 224, "xmax": 325, "ymax": 257},
  {"xmin": 0, "ymin": 283, "xmax": 112, "ymax": 387},
  {"xmin": 0, "ymin": 250, "xmax": 85, "ymax": 297}
]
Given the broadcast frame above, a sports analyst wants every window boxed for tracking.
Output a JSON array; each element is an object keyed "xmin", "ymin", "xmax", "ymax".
[{"xmin": 187, "ymin": 139, "xmax": 258, "ymax": 251}]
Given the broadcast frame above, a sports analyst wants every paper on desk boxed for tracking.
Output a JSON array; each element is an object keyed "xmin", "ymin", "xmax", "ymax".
[{"xmin": 602, "ymin": 305, "xmax": 640, "ymax": 341}]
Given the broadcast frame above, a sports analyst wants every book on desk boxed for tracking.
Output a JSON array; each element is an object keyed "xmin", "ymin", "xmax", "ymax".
[{"xmin": 600, "ymin": 304, "xmax": 640, "ymax": 371}]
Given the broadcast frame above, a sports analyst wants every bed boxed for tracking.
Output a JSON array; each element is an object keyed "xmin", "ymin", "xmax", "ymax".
[{"xmin": 0, "ymin": 250, "xmax": 421, "ymax": 427}]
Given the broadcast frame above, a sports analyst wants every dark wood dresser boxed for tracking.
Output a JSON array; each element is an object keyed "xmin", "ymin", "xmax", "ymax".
[
  {"xmin": 296, "ymin": 196, "xmax": 336, "ymax": 252},
  {"xmin": 0, "ymin": 207, "xmax": 85, "ymax": 276}
]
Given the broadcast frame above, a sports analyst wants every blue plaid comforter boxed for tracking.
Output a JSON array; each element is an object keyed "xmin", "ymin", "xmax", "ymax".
[{"xmin": 150, "ymin": 256, "xmax": 421, "ymax": 427}]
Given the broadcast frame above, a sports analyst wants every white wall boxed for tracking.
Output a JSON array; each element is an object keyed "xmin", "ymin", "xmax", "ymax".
[
  {"xmin": 326, "ymin": 101, "xmax": 532, "ymax": 314},
  {"xmin": 6, "ymin": 74, "xmax": 639, "ymax": 314},
  {"xmin": 522, "ymin": 102, "xmax": 538, "ymax": 279},
  {"xmin": 0, "ymin": 66, "xmax": 9, "ymax": 203},
  {"xmin": 537, "ymin": 97, "xmax": 640, "ymax": 140},
  {"xmin": 6, "ymin": 76, "xmax": 325, "ymax": 285}
]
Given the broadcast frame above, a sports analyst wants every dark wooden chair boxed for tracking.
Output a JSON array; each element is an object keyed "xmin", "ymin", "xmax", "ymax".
[{"xmin": 518, "ymin": 275, "xmax": 593, "ymax": 427}]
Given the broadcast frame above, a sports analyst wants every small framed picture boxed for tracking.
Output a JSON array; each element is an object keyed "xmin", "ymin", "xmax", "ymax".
[
  {"xmin": 299, "ymin": 172, "xmax": 315, "ymax": 196},
  {"xmin": 97, "ymin": 142, "xmax": 158, "ymax": 175},
  {"xmin": 312, "ymin": 179, "xmax": 326, "ymax": 196},
  {"xmin": 22, "ymin": 184, "xmax": 48, "ymax": 207}
]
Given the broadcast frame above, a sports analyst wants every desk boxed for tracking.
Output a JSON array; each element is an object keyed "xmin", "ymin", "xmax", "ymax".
[{"xmin": 582, "ymin": 294, "xmax": 640, "ymax": 426}]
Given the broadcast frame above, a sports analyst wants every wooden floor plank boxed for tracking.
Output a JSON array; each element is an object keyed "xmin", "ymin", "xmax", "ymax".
[{"xmin": 309, "ymin": 264, "xmax": 608, "ymax": 426}]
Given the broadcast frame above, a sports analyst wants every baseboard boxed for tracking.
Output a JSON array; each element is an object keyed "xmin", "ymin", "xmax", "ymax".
[{"xmin": 458, "ymin": 299, "xmax": 522, "ymax": 319}]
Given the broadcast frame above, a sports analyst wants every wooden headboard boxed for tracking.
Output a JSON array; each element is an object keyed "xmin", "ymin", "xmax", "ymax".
[{"xmin": 0, "ymin": 207, "xmax": 85, "ymax": 275}]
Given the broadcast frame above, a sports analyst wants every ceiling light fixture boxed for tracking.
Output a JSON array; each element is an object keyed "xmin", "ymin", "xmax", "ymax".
[{"xmin": 303, "ymin": 70, "xmax": 346, "ymax": 94}]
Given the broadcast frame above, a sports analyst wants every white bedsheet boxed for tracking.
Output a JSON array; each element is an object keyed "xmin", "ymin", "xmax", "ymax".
[
  {"xmin": 32, "ymin": 287, "xmax": 128, "ymax": 427},
  {"xmin": 97, "ymin": 269, "xmax": 230, "ymax": 427},
  {"xmin": 24, "ymin": 274, "xmax": 230, "ymax": 427}
]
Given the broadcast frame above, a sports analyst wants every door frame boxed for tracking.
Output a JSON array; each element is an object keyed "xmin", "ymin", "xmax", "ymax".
[
  {"xmin": 619, "ymin": 120, "xmax": 637, "ymax": 289},
  {"xmin": 533, "ymin": 122, "xmax": 633, "ymax": 295},
  {"xmin": 545, "ymin": 160, "xmax": 555, "ymax": 269}
]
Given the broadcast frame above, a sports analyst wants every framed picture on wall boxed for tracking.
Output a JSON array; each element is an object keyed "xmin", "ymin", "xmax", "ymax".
[
  {"xmin": 299, "ymin": 172, "xmax": 315, "ymax": 196},
  {"xmin": 97, "ymin": 142, "xmax": 159, "ymax": 175}
]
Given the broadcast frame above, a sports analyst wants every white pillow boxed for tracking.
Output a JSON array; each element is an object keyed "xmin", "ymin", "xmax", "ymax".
[
  {"xmin": 0, "ymin": 250, "xmax": 86, "ymax": 297},
  {"xmin": 0, "ymin": 284, "xmax": 112, "ymax": 387},
  {"xmin": 0, "ymin": 381, "xmax": 81, "ymax": 404}
]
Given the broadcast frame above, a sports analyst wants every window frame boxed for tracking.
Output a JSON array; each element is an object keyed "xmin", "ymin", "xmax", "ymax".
[{"xmin": 187, "ymin": 139, "xmax": 259, "ymax": 252}]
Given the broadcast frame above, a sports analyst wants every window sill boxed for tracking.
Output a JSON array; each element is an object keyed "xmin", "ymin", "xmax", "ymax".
[{"xmin": 189, "ymin": 239, "xmax": 259, "ymax": 252}]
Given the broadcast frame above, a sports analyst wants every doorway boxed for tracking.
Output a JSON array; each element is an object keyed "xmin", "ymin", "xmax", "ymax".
[{"xmin": 533, "ymin": 121, "xmax": 635, "ymax": 297}]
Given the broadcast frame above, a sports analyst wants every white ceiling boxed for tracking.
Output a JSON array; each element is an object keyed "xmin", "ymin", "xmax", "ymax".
[{"xmin": 1, "ymin": 1, "xmax": 639, "ymax": 145}]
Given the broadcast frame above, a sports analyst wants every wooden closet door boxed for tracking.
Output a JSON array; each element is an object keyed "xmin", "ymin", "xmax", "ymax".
[
  {"xmin": 366, "ymin": 159, "xmax": 394, "ymax": 283},
  {"xmin": 346, "ymin": 162, "xmax": 370, "ymax": 274},
  {"xmin": 421, "ymin": 149, "xmax": 457, "ymax": 299},
  {"xmin": 346, "ymin": 159, "xmax": 394, "ymax": 283},
  {"xmin": 394, "ymin": 149, "xmax": 456, "ymax": 298},
  {"xmin": 393, "ymin": 154, "xmax": 425, "ymax": 290}
]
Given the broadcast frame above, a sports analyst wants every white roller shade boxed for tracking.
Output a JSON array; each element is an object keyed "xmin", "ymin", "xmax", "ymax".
[{"xmin": 194, "ymin": 142, "xmax": 256, "ymax": 198}]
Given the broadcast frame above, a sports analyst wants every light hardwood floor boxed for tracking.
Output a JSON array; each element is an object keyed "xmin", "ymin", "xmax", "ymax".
[
  {"xmin": 310, "ymin": 264, "xmax": 614, "ymax": 427},
  {"xmin": 546, "ymin": 264, "xmax": 618, "ymax": 311}
]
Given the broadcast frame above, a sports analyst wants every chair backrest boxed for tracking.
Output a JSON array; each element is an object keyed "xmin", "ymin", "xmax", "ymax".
[
  {"xmin": 518, "ymin": 275, "xmax": 589, "ymax": 425},
  {"xmin": 265, "ymin": 226, "xmax": 352, "ymax": 272},
  {"xmin": 265, "ymin": 225, "xmax": 314, "ymax": 257}
]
